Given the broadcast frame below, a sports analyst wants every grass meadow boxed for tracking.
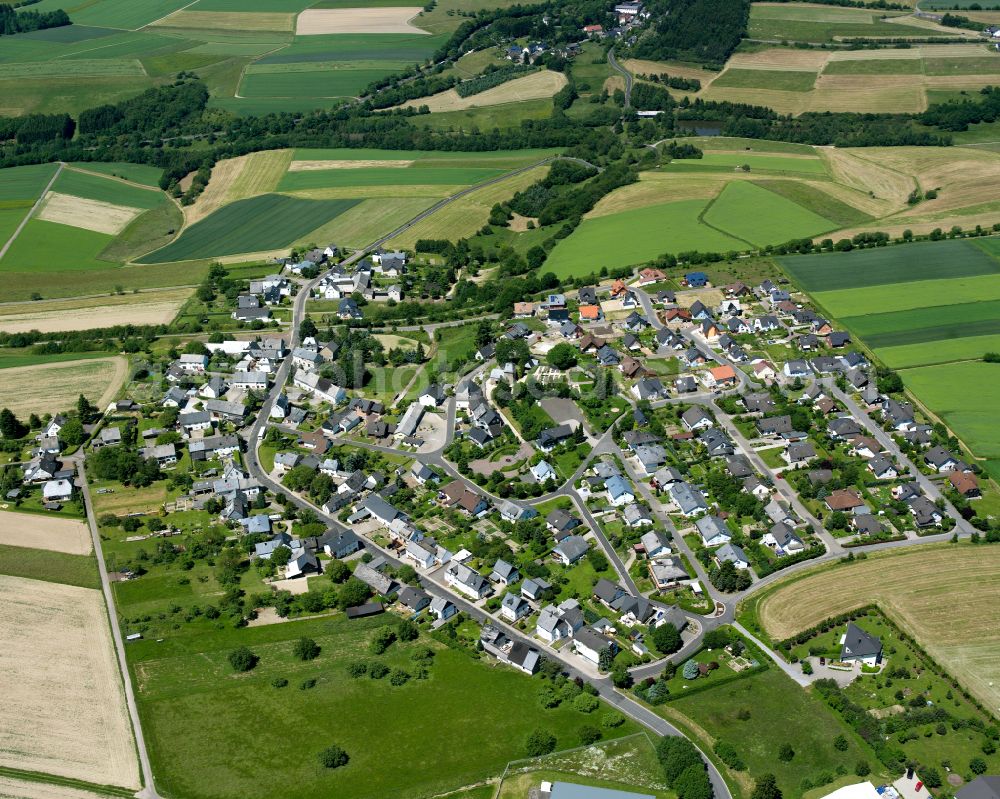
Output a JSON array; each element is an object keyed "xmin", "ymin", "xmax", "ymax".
[
  {"xmin": 703, "ymin": 181, "xmax": 836, "ymax": 246},
  {"xmin": 664, "ymin": 151, "xmax": 828, "ymax": 175},
  {"xmin": 53, "ymin": 169, "xmax": 166, "ymax": 210},
  {"xmin": 1, "ymin": 220, "xmax": 114, "ymax": 271},
  {"xmin": 69, "ymin": 162, "xmax": 165, "ymax": 187},
  {"xmin": 137, "ymin": 194, "xmax": 361, "ymax": 262},
  {"xmin": 130, "ymin": 612, "xmax": 640, "ymax": 799},
  {"xmin": 277, "ymin": 165, "xmax": 507, "ymax": 191},
  {"xmin": 748, "ymin": 4, "xmax": 932, "ymax": 42},
  {"xmin": 0, "ymin": 543, "xmax": 99, "ymax": 589},
  {"xmin": 545, "ymin": 199, "xmax": 744, "ymax": 278}
]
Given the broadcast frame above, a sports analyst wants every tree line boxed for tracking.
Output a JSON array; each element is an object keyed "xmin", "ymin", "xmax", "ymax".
[{"xmin": 0, "ymin": 2, "xmax": 69, "ymax": 36}]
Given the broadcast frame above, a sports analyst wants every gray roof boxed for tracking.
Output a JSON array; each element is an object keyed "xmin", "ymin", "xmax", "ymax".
[
  {"xmin": 957, "ymin": 777, "xmax": 1000, "ymax": 799},
  {"xmin": 841, "ymin": 622, "xmax": 882, "ymax": 660},
  {"xmin": 554, "ymin": 535, "xmax": 589, "ymax": 562},
  {"xmin": 716, "ymin": 542, "xmax": 748, "ymax": 566},
  {"xmin": 696, "ymin": 515, "xmax": 731, "ymax": 545}
]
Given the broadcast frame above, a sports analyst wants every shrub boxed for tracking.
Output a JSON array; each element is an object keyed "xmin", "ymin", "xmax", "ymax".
[
  {"xmin": 833, "ymin": 734, "xmax": 848, "ymax": 751},
  {"xmin": 317, "ymin": 745, "xmax": 349, "ymax": 769},
  {"xmin": 714, "ymin": 740, "xmax": 745, "ymax": 770},
  {"xmin": 293, "ymin": 636, "xmax": 320, "ymax": 661},
  {"xmin": 389, "ymin": 668, "xmax": 410, "ymax": 686},
  {"xmin": 921, "ymin": 768, "xmax": 942, "ymax": 789},
  {"xmin": 299, "ymin": 678, "xmax": 317, "ymax": 690},
  {"xmin": 602, "ymin": 712, "xmax": 625, "ymax": 728},
  {"xmin": 228, "ymin": 646, "xmax": 258, "ymax": 672},
  {"xmin": 525, "ymin": 729, "xmax": 557, "ymax": 757},
  {"xmin": 573, "ymin": 693, "xmax": 599, "ymax": 713},
  {"xmin": 855, "ymin": 760, "xmax": 870, "ymax": 777},
  {"xmin": 397, "ymin": 618, "xmax": 419, "ymax": 642},
  {"xmin": 778, "ymin": 743, "xmax": 794, "ymax": 762},
  {"xmin": 271, "ymin": 677, "xmax": 288, "ymax": 688},
  {"xmin": 369, "ymin": 662, "xmax": 389, "ymax": 679},
  {"xmin": 579, "ymin": 725, "xmax": 602, "ymax": 745},
  {"xmin": 346, "ymin": 661, "xmax": 368, "ymax": 678},
  {"xmin": 682, "ymin": 660, "xmax": 700, "ymax": 680},
  {"xmin": 970, "ymin": 756, "xmax": 987, "ymax": 775},
  {"xmin": 369, "ymin": 625, "xmax": 396, "ymax": 654}
]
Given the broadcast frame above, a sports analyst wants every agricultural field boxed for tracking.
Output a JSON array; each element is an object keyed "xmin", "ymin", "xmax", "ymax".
[
  {"xmin": 138, "ymin": 195, "xmax": 361, "ymax": 262},
  {"xmin": 779, "ymin": 238, "xmax": 1000, "ymax": 469},
  {"xmin": 702, "ymin": 181, "xmax": 837, "ymax": 246},
  {"xmin": 398, "ymin": 69, "xmax": 568, "ymax": 113},
  {"xmin": 0, "ymin": 356, "xmax": 128, "ymax": 417},
  {"xmin": 0, "ymin": 574, "xmax": 139, "ymax": 789},
  {"xmin": 700, "ymin": 44, "xmax": 1000, "ymax": 114},
  {"xmin": 748, "ymin": 544, "xmax": 1000, "ymax": 717},
  {"xmin": 0, "ymin": 510, "xmax": 92, "ymax": 556},
  {"xmin": 129, "ymin": 610, "xmax": 640, "ymax": 799},
  {"xmin": 0, "ymin": 287, "xmax": 192, "ymax": 334},
  {"xmin": 748, "ymin": 4, "xmax": 963, "ymax": 43},
  {"xmin": 0, "ymin": 777, "xmax": 118, "ymax": 799}
]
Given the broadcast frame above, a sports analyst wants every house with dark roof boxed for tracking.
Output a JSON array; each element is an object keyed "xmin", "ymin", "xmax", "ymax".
[{"xmin": 840, "ymin": 622, "xmax": 882, "ymax": 665}]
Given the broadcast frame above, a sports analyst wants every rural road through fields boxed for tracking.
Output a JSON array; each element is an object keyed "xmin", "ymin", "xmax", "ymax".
[
  {"xmin": 76, "ymin": 460, "xmax": 161, "ymax": 799},
  {"xmin": 0, "ymin": 161, "xmax": 63, "ymax": 261},
  {"xmin": 608, "ymin": 49, "xmax": 633, "ymax": 108}
]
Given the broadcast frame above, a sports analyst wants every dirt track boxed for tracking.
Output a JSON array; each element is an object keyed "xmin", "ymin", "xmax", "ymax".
[{"xmin": 0, "ymin": 575, "xmax": 140, "ymax": 788}]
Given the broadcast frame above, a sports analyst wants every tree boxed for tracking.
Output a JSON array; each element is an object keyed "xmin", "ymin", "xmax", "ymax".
[
  {"xmin": 369, "ymin": 625, "xmax": 396, "ymax": 654},
  {"xmin": 652, "ymin": 623, "xmax": 683, "ymax": 655},
  {"xmin": 547, "ymin": 342, "xmax": 578, "ymax": 370},
  {"xmin": 525, "ymin": 729, "xmax": 556, "ymax": 757},
  {"xmin": 674, "ymin": 764, "xmax": 713, "ymax": 799},
  {"xmin": 778, "ymin": 743, "xmax": 794, "ymax": 762},
  {"xmin": 833, "ymin": 734, "xmax": 848, "ymax": 751},
  {"xmin": 299, "ymin": 316, "xmax": 318, "ymax": 340},
  {"xmin": 293, "ymin": 637, "xmax": 320, "ymax": 661},
  {"xmin": 579, "ymin": 725, "xmax": 601, "ymax": 745},
  {"xmin": 855, "ymin": 760, "xmax": 871, "ymax": 777},
  {"xmin": 656, "ymin": 736, "xmax": 703, "ymax": 786},
  {"xmin": 751, "ymin": 774, "xmax": 782, "ymax": 799},
  {"xmin": 397, "ymin": 618, "xmax": 419, "ymax": 642},
  {"xmin": 228, "ymin": 646, "xmax": 258, "ymax": 672},
  {"xmin": 270, "ymin": 545, "xmax": 292, "ymax": 567},
  {"xmin": 611, "ymin": 665, "xmax": 632, "ymax": 688},
  {"xmin": 920, "ymin": 768, "xmax": 942, "ymax": 789},
  {"xmin": 970, "ymin": 757, "xmax": 988, "ymax": 775},
  {"xmin": 0, "ymin": 408, "xmax": 27, "ymax": 439},
  {"xmin": 682, "ymin": 660, "xmax": 700, "ymax": 680},
  {"xmin": 59, "ymin": 418, "xmax": 86, "ymax": 446},
  {"xmin": 337, "ymin": 578, "xmax": 371, "ymax": 609},
  {"xmin": 327, "ymin": 559, "xmax": 351, "ymax": 583},
  {"xmin": 317, "ymin": 745, "xmax": 349, "ymax": 769},
  {"xmin": 77, "ymin": 394, "xmax": 99, "ymax": 424}
]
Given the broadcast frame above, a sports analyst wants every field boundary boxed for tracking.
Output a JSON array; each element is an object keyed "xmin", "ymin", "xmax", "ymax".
[{"xmin": 0, "ymin": 767, "xmax": 136, "ymax": 798}]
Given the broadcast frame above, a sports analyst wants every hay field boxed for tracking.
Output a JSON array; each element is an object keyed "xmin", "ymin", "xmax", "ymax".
[
  {"xmin": 401, "ymin": 70, "xmax": 567, "ymax": 112},
  {"xmin": 150, "ymin": 9, "xmax": 296, "ymax": 31},
  {"xmin": 0, "ymin": 288, "xmax": 192, "ymax": 334},
  {"xmin": 0, "ymin": 357, "xmax": 127, "ymax": 417},
  {"xmin": 587, "ymin": 172, "xmax": 728, "ymax": 218},
  {"xmin": 0, "ymin": 575, "xmax": 139, "ymax": 787},
  {"xmin": 0, "ymin": 510, "xmax": 92, "ymax": 556},
  {"xmin": 287, "ymin": 159, "xmax": 414, "ymax": 171},
  {"xmin": 295, "ymin": 196, "xmax": 434, "ymax": 249},
  {"xmin": 755, "ymin": 545, "xmax": 1000, "ymax": 714},
  {"xmin": 387, "ymin": 165, "xmax": 547, "ymax": 248},
  {"xmin": 699, "ymin": 84, "xmax": 810, "ymax": 115},
  {"xmin": 296, "ymin": 7, "xmax": 428, "ymax": 35},
  {"xmin": 726, "ymin": 47, "xmax": 832, "ymax": 71},
  {"xmin": 819, "ymin": 149, "xmax": 915, "ymax": 213},
  {"xmin": 623, "ymin": 58, "xmax": 717, "ymax": 87},
  {"xmin": 185, "ymin": 151, "xmax": 292, "ymax": 226},
  {"xmin": 36, "ymin": 192, "xmax": 142, "ymax": 235},
  {"xmin": 0, "ymin": 776, "xmax": 113, "ymax": 799},
  {"xmin": 808, "ymin": 75, "xmax": 926, "ymax": 113}
]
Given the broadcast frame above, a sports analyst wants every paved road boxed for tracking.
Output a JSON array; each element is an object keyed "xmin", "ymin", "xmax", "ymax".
[
  {"xmin": 607, "ymin": 49, "xmax": 633, "ymax": 108},
  {"xmin": 0, "ymin": 161, "xmax": 63, "ymax": 260},
  {"xmin": 76, "ymin": 459, "xmax": 161, "ymax": 799}
]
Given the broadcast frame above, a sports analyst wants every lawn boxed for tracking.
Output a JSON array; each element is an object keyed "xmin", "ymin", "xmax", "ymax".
[
  {"xmin": 137, "ymin": 195, "xmax": 361, "ymax": 262},
  {"xmin": 131, "ymin": 612, "xmax": 639, "ymax": 799},
  {"xmin": 544, "ymin": 199, "xmax": 745, "ymax": 278},
  {"xmin": 703, "ymin": 181, "xmax": 836, "ymax": 247},
  {"xmin": 903, "ymin": 360, "xmax": 1000, "ymax": 458},
  {"xmin": 240, "ymin": 67, "xmax": 401, "ymax": 101},
  {"xmin": 778, "ymin": 238, "xmax": 1000, "ymax": 292},
  {"xmin": 663, "ymin": 667, "xmax": 882, "ymax": 798},
  {"xmin": 823, "ymin": 58, "xmax": 923, "ymax": 75},
  {"xmin": 0, "ymin": 543, "xmax": 100, "ymax": 589}
]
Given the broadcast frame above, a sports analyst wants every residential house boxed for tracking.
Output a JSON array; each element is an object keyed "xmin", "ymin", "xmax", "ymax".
[
  {"xmin": 605, "ymin": 474, "xmax": 635, "ymax": 506},
  {"xmin": 782, "ymin": 441, "xmax": 816, "ymax": 468},
  {"xmin": 669, "ymin": 482, "xmax": 708, "ymax": 517},
  {"xmin": 573, "ymin": 626, "xmax": 615, "ymax": 667},
  {"xmin": 681, "ymin": 407, "xmax": 713, "ymax": 431},
  {"xmin": 536, "ymin": 599, "xmax": 584, "ymax": 643},
  {"xmin": 715, "ymin": 542, "xmax": 750, "ymax": 570},
  {"xmin": 697, "ymin": 515, "xmax": 732, "ymax": 547},
  {"xmin": 500, "ymin": 592, "xmax": 532, "ymax": 621},
  {"xmin": 430, "ymin": 597, "xmax": 457, "ymax": 621},
  {"xmin": 441, "ymin": 481, "xmax": 489, "ymax": 517},
  {"xmin": 639, "ymin": 530, "xmax": 671, "ymax": 559},
  {"xmin": 763, "ymin": 522, "xmax": 804, "ymax": 555},
  {"xmin": 840, "ymin": 622, "xmax": 882, "ymax": 665},
  {"xmin": 553, "ymin": 535, "xmax": 590, "ymax": 565}
]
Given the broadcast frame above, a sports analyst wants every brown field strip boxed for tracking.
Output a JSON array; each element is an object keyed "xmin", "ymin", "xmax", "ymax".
[
  {"xmin": 184, "ymin": 150, "xmax": 291, "ymax": 226},
  {"xmin": 726, "ymin": 48, "xmax": 831, "ymax": 71},
  {"xmin": 401, "ymin": 70, "xmax": 567, "ymax": 112},
  {"xmin": 0, "ymin": 776, "xmax": 118, "ymax": 799},
  {"xmin": 808, "ymin": 76, "xmax": 926, "ymax": 113},
  {"xmin": 287, "ymin": 159, "xmax": 413, "ymax": 171},
  {"xmin": 756, "ymin": 545, "xmax": 1000, "ymax": 714},
  {"xmin": 699, "ymin": 85, "xmax": 810, "ymax": 115},
  {"xmin": 587, "ymin": 173, "xmax": 728, "ymax": 218},
  {"xmin": 36, "ymin": 192, "xmax": 142, "ymax": 235},
  {"xmin": 0, "ymin": 288, "xmax": 191, "ymax": 333},
  {"xmin": 819, "ymin": 148, "xmax": 915, "ymax": 211},
  {"xmin": 622, "ymin": 58, "xmax": 718, "ymax": 87},
  {"xmin": 149, "ymin": 10, "xmax": 295, "ymax": 31},
  {"xmin": 0, "ymin": 510, "xmax": 92, "ymax": 555},
  {"xmin": 0, "ymin": 357, "xmax": 128, "ymax": 417},
  {"xmin": 0, "ymin": 575, "xmax": 140, "ymax": 788},
  {"xmin": 296, "ymin": 7, "xmax": 428, "ymax": 35}
]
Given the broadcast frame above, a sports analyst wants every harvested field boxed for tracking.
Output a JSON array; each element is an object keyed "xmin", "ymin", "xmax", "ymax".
[
  {"xmin": 36, "ymin": 192, "xmax": 142, "ymax": 235},
  {"xmin": 586, "ymin": 173, "xmax": 727, "ymax": 218},
  {"xmin": 819, "ymin": 149, "xmax": 915, "ymax": 211},
  {"xmin": 0, "ymin": 288, "xmax": 192, "ymax": 334},
  {"xmin": 150, "ymin": 10, "xmax": 295, "ymax": 30},
  {"xmin": 0, "ymin": 510, "xmax": 91, "ymax": 556},
  {"xmin": 700, "ymin": 85, "xmax": 809, "ymax": 115},
  {"xmin": 0, "ymin": 575, "xmax": 139, "ymax": 787},
  {"xmin": 295, "ymin": 7, "xmax": 428, "ymax": 35},
  {"xmin": 754, "ymin": 545, "xmax": 1000, "ymax": 714},
  {"xmin": 726, "ymin": 47, "xmax": 831, "ymax": 70},
  {"xmin": 287, "ymin": 159, "xmax": 414, "ymax": 171},
  {"xmin": 400, "ymin": 70, "xmax": 567, "ymax": 112},
  {"xmin": 622, "ymin": 58, "xmax": 716, "ymax": 86},
  {"xmin": 0, "ymin": 357, "xmax": 127, "ymax": 417},
  {"xmin": 0, "ymin": 776, "xmax": 113, "ymax": 799},
  {"xmin": 295, "ymin": 196, "xmax": 434, "ymax": 249},
  {"xmin": 807, "ymin": 76, "xmax": 926, "ymax": 113}
]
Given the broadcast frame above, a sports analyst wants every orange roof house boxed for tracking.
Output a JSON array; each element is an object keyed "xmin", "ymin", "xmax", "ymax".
[
  {"xmin": 579, "ymin": 304, "xmax": 601, "ymax": 321},
  {"xmin": 706, "ymin": 365, "xmax": 736, "ymax": 386}
]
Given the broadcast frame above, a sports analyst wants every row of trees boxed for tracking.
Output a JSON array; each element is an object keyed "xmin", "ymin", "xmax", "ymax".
[{"xmin": 0, "ymin": 3, "xmax": 69, "ymax": 36}]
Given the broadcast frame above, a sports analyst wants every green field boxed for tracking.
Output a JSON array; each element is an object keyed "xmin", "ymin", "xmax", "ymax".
[
  {"xmin": 27, "ymin": 0, "xmax": 192, "ymax": 29},
  {"xmin": 748, "ymin": 4, "xmax": 935, "ymax": 42},
  {"xmin": 278, "ymin": 166, "xmax": 506, "ymax": 191},
  {"xmin": 545, "ymin": 199, "xmax": 744, "ymax": 278},
  {"xmin": 0, "ymin": 543, "xmax": 100, "ymax": 589},
  {"xmin": 138, "ymin": 194, "xmax": 361, "ymax": 262},
  {"xmin": 903, "ymin": 361, "xmax": 1000, "ymax": 458},
  {"xmin": 665, "ymin": 152, "xmax": 828, "ymax": 176},
  {"xmin": 292, "ymin": 147, "xmax": 558, "ymax": 165},
  {"xmin": 133, "ymin": 612, "xmax": 639, "ymax": 799},
  {"xmin": 813, "ymin": 273, "xmax": 1000, "ymax": 318},
  {"xmin": 713, "ymin": 68, "xmax": 817, "ymax": 92},
  {"xmin": 240, "ymin": 68, "xmax": 396, "ymax": 102},
  {"xmin": 877, "ymin": 334, "xmax": 1000, "ymax": 369},
  {"xmin": 842, "ymin": 299, "xmax": 1000, "ymax": 348},
  {"xmin": 664, "ymin": 667, "xmax": 881, "ymax": 798},
  {"xmin": 752, "ymin": 180, "xmax": 872, "ymax": 229},
  {"xmin": 53, "ymin": 168, "xmax": 167, "ymax": 210},
  {"xmin": 704, "ymin": 181, "xmax": 836, "ymax": 246},
  {"xmin": 69, "ymin": 162, "xmax": 165, "ymax": 187},
  {"xmin": 822, "ymin": 58, "xmax": 923, "ymax": 75},
  {"xmin": 778, "ymin": 239, "xmax": 1000, "ymax": 292},
  {"xmin": 0, "ymin": 163, "xmax": 58, "ymax": 201},
  {"xmin": 1, "ymin": 220, "xmax": 114, "ymax": 271},
  {"xmin": 295, "ymin": 197, "xmax": 435, "ymax": 250}
]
